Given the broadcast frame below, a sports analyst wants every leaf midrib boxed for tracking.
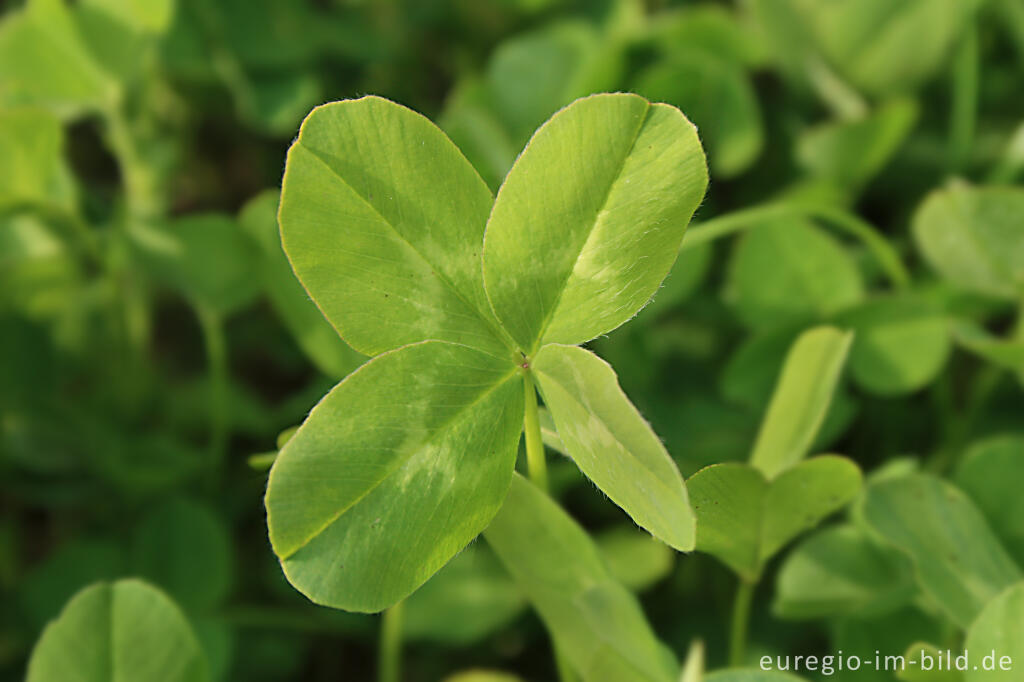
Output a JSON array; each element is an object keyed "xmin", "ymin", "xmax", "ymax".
[
  {"xmin": 296, "ymin": 143, "xmax": 518, "ymax": 356},
  {"xmin": 277, "ymin": 360, "xmax": 520, "ymax": 561},
  {"xmin": 515, "ymin": 100, "xmax": 652, "ymax": 355}
]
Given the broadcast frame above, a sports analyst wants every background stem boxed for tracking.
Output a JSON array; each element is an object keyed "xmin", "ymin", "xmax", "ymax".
[
  {"xmin": 379, "ymin": 601, "xmax": 404, "ymax": 682},
  {"xmin": 729, "ymin": 579, "xmax": 756, "ymax": 667},
  {"xmin": 197, "ymin": 305, "xmax": 229, "ymax": 484}
]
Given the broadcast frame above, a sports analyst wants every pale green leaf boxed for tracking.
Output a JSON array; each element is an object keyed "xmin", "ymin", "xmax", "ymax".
[
  {"xmin": 266, "ymin": 341, "xmax": 523, "ymax": 612},
  {"xmin": 774, "ymin": 524, "xmax": 916, "ymax": 620},
  {"xmin": 964, "ymin": 582, "xmax": 1024, "ymax": 682},
  {"xmin": 403, "ymin": 544, "xmax": 524, "ymax": 645},
  {"xmin": 130, "ymin": 498, "xmax": 233, "ymax": 612},
  {"xmin": 483, "ymin": 93, "xmax": 708, "ymax": 354},
  {"xmin": 956, "ymin": 435, "xmax": 1024, "ymax": 567},
  {"xmin": 239, "ymin": 191, "xmax": 365, "ymax": 379},
  {"xmin": 532, "ymin": 343, "xmax": 694, "ymax": 550},
  {"xmin": 860, "ymin": 474, "xmax": 1022, "ymax": 628},
  {"xmin": 750, "ymin": 326, "xmax": 853, "ymax": 479},
  {"xmin": 278, "ymin": 96, "xmax": 513, "ymax": 358},
  {"xmin": 726, "ymin": 219, "xmax": 864, "ymax": 330},
  {"xmin": 82, "ymin": 0, "xmax": 175, "ymax": 34},
  {"xmin": 26, "ymin": 579, "xmax": 210, "ymax": 682},
  {"xmin": 837, "ymin": 295, "xmax": 951, "ymax": 395},
  {"xmin": 485, "ymin": 474, "xmax": 677, "ymax": 682},
  {"xmin": 688, "ymin": 456, "xmax": 861, "ymax": 581},
  {"xmin": 913, "ymin": 185, "xmax": 1024, "ymax": 299}
]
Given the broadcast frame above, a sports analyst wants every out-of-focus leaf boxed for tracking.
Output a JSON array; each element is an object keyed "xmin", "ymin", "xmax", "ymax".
[
  {"xmin": 634, "ymin": 50, "xmax": 762, "ymax": 178},
  {"xmin": 773, "ymin": 524, "xmax": 916, "ymax": 620},
  {"xmin": 0, "ymin": 109, "xmax": 66, "ymax": 209},
  {"xmin": 831, "ymin": 607, "xmax": 945, "ymax": 682},
  {"xmin": 897, "ymin": 642, "xmax": 961, "ymax": 682},
  {"xmin": 265, "ymin": 341, "xmax": 523, "ymax": 613},
  {"xmin": 680, "ymin": 640, "xmax": 704, "ymax": 682},
  {"xmin": 440, "ymin": 78, "xmax": 518, "ymax": 191},
  {"xmin": 837, "ymin": 294, "xmax": 951, "ymax": 395},
  {"xmin": 25, "ymin": 579, "xmax": 210, "ymax": 682},
  {"xmin": 913, "ymin": 185, "xmax": 1024, "ymax": 300},
  {"xmin": 485, "ymin": 474, "xmax": 678, "ymax": 682},
  {"xmin": 0, "ymin": 215, "xmax": 81, "ymax": 319},
  {"xmin": 483, "ymin": 93, "xmax": 707, "ymax": 353},
  {"xmin": 131, "ymin": 214, "xmax": 260, "ymax": 316},
  {"xmin": 648, "ymin": 5, "xmax": 762, "ymax": 67},
  {"xmin": 239, "ymin": 191, "xmax": 364, "ymax": 379},
  {"xmin": 860, "ymin": 474, "xmax": 1022, "ymax": 628},
  {"xmin": 0, "ymin": 0, "xmax": 116, "ymax": 116},
  {"xmin": 278, "ymin": 96, "xmax": 511, "ymax": 358},
  {"xmin": 956, "ymin": 435, "xmax": 1024, "ymax": 567},
  {"xmin": 726, "ymin": 219, "xmax": 864, "ymax": 330},
  {"xmin": 596, "ymin": 526, "xmax": 674, "ymax": 592},
  {"xmin": 952, "ymin": 321, "xmax": 1024, "ymax": 373},
  {"xmin": 781, "ymin": 0, "xmax": 983, "ymax": 96},
  {"xmin": 719, "ymin": 326, "xmax": 801, "ymax": 411},
  {"xmin": 796, "ymin": 99, "xmax": 918, "ymax": 188},
  {"xmin": 643, "ymin": 241, "xmax": 713, "ymax": 318},
  {"xmin": 688, "ymin": 456, "xmax": 862, "ymax": 580},
  {"xmin": 130, "ymin": 498, "xmax": 233, "ymax": 612},
  {"xmin": 964, "ymin": 582, "xmax": 1024, "ymax": 682},
  {"xmin": 750, "ymin": 327, "xmax": 853, "ymax": 479},
  {"xmin": 486, "ymin": 21, "xmax": 623, "ymax": 142},
  {"xmin": 403, "ymin": 544, "xmax": 524, "ymax": 645},
  {"xmin": 532, "ymin": 344, "xmax": 695, "ymax": 551}
]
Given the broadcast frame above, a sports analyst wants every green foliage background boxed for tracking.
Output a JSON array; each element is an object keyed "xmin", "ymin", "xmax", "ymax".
[{"xmin": 1, "ymin": 0, "xmax": 1023, "ymax": 680}]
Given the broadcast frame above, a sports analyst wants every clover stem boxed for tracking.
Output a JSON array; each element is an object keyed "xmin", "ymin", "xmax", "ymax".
[
  {"xmin": 948, "ymin": 21, "xmax": 979, "ymax": 173},
  {"xmin": 197, "ymin": 304, "xmax": 229, "ymax": 485},
  {"xmin": 729, "ymin": 578, "xmax": 756, "ymax": 667},
  {"xmin": 522, "ymin": 369, "xmax": 548, "ymax": 493},
  {"xmin": 378, "ymin": 600, "xmax": 404, "ymax": 682}
]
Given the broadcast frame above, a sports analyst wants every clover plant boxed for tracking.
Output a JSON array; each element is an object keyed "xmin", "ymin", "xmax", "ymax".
[{"xmin": 265, "ymin": 92, "xmax": 708, "ymax": 612}]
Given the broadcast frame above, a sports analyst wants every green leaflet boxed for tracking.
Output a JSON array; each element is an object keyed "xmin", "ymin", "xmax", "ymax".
[
  {"xmin": 773, "ymin": 524, "xmax": 916, "ymax": 620},
  {"xmin": 956, "ymin": 435, "xmax": 1024, "ymax": 567},
  {"xmin": 913, "ymin": 185, "xmax": 1024, "ymax": 300},
  {"xmin": 596, "ymin": 526, "xmax": 674, "ymax": 593},
  {"xmin": 964, "ymin": 582, "xmax": 1024, "ymax": 682},
  {"xmin": 532, "ymin": 344, "xmax": 696, "ymax": 551},
  {"xmin": 860, "ymin": 474, "xmax": 1022, "ymax": 628},
  {"xmin": 0, "ymin": 109, "xmax": 66, "ymax": 209},
  {"xmin": 239, "ymin": 191, "xmax": 365, "ymax": 379},
  {"xmin": 680, "ymin": 640, "xmax": 704, "ymax": 682},
  {"xmin": 687, "ymin": 456, "xmax": 862, "ymax": 581},
  {"xmin": 278, "ymin": 96, "xmax": 513, "ymax": 358},
  {"xmin": 726, "ymin": 219, "xmax": 864, "ymax": 330},
  {"xmin": 483, "ymin": 92, "xmax": 708, "ymax": 354},
  {"xmin": 265, "ymin": 341, "xmax": 524, "ymax": 612},
  {"xmin": 953, "ymin": 321, "xmax": 1024, "ymax": 374},
  {"xmin": 484, "ymin": 474, "xmax": 678, "ymax": 682},
  {"xmin": 26, "ymin": 579, "xmax": 210, "ymax": 682},
  {"xmin": 836, "ymin": 295, "xmax": 951, "ymax": 396},
  {"xmin": 750, "ymin": 326, "xmax": 853, "ymax": 478}
]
